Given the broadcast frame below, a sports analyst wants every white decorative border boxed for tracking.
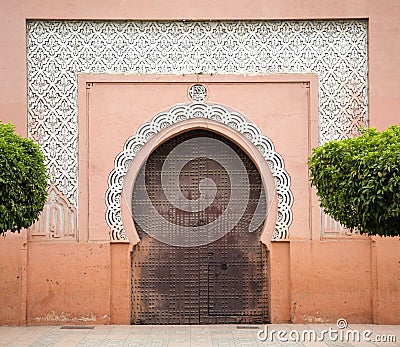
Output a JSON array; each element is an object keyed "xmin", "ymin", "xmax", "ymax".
[
  {"xmin": 106, "ymin": 103, "xmax": 293, "ymax": 241},
  {"xmin": 27, "ymin": 20, "xmax": 368, "ymax": 211}
]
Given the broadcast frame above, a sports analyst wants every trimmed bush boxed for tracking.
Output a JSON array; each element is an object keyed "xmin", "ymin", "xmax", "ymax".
[
  {"xmin": 0, "ymin": 122, "xmax": 48, "ymax": 235},
  {"xmin": 308, "ymin": 125, "xmax": 400, "ymax": 236}
]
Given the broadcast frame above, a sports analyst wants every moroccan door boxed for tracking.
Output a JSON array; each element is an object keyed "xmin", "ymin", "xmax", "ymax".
[{"xmin": 131, "ymin": 130, "xmax": 269, "ymax": 324}]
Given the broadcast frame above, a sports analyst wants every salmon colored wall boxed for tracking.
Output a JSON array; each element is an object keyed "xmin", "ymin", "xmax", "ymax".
[
  {"xmin": 368, "ymin": 2, "xmax": 400, "ymax": 130},
  {"xmin": 26, "ymin": 243, "xmax": 111, "ymax": 325},
  {"xmin": 269, "ymin": 242, "xmax": 291, "ymax": 323},
  {"xmin": 0, "ymin": 232, "xmax": 27, "ymax": 325},
  {"xmin": 270, "ymin": 239, "xmax": 400, "ymax": 324},
  {"xmin": 290, "ymin": 240, "xmax": 373, "ymax": 323},
  {"xmin": 110, "ymin": 243, "xmax": 131, "ymax": 324},
  {"xmin": 372, "ymin": 238, "xmax": 400, "ymax": 324},
  {"xmin": 0, "ymin": 0, "xmax": 399, "ymax": 325}
]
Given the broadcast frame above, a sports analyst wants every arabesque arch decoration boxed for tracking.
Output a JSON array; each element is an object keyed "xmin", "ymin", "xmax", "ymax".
[{"xmin": 105, "ymin": 102, "xmax": 293, "ymax": 241}]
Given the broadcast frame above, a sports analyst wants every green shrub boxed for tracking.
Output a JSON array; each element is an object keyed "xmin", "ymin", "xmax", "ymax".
[
  {"xmin": 0, "ymin": 122, "xmax": 48, "ymax": 234},
  {"xmin": 308, "ymin": 125, "xmax": 400, "ymax": 236}
]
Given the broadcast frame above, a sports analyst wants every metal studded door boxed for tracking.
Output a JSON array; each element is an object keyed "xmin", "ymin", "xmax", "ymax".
[{"xmin": 131, "ymin": 130, "xmax": 269, "ymax": 324}]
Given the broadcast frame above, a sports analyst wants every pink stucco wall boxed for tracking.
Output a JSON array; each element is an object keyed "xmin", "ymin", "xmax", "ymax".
[{"xmin": 0, "ymin": 0, "xmax": 399, "ymax": 325}]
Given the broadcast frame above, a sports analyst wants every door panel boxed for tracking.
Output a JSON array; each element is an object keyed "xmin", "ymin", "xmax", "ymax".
[{"xmin": 131, "ymin": 130, "xmax": 269, "ymax": 324}]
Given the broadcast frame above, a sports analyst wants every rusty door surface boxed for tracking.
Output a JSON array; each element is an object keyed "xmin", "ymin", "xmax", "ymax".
[{"xmin": 131, "ymin": 130, "xmax": 269, "ymax": 324}]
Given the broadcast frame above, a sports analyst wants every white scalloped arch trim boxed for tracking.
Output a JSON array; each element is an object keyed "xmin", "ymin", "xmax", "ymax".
[{"xmin": 105, "ymin": 102, "xmax": 293, "ymax": 241}]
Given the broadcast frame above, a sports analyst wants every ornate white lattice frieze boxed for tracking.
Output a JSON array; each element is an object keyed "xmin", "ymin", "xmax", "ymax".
[
  {"xmin": 106, "ymin": 102, "xmax": 292, "ymax": 241},
  {"xmin": 27, "ymin": 20, "xmax": 368, "ymax": 239}
]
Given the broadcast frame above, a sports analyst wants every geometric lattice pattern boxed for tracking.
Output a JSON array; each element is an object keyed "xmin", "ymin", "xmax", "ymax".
[{"xmin": 27, "ymin": 20, "xmax": 368, "ymax": 217}]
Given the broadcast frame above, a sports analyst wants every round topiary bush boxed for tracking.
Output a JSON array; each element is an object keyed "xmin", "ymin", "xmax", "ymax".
[
  {"xmin": 308, "ymin": 125, "xmax": 400, "ymax": 237},
  {"xmin": 0, "ymin": 122, "xmax": 48, "ymax": 235}
]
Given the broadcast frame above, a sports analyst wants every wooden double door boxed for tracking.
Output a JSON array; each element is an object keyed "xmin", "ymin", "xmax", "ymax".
[{"xmin": 131, "ymin": 130, "xmax": 269, "ymax": 324}]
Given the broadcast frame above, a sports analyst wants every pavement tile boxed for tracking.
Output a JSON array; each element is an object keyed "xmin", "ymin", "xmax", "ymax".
[
  {"xmin": 124, "ymin": 338, "xmax": 147, "ymax": 347},
  {"xmin": 0, "ymin": 324, "xmax": 397, "ymax": 347},
  {"xmin": 191, "ymin": 343, "xmax": 213, "ymax": 347},
  {"xmin": 301, "ymin": 342, "xmax": 330, "ymax": 347}
]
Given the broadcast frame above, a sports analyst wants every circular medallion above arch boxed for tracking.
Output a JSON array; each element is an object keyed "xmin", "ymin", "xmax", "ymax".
[{"xmin": 105, "ymin": 102, "xmax": 293, "ymax": 242}]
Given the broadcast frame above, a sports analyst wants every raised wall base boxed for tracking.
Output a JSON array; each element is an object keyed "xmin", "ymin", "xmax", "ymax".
[{"xmin": 1, "ymin": 236, "xmax": 398, "ymax": 325}]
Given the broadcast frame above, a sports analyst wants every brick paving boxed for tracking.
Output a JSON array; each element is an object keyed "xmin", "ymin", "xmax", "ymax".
[{"xmin": 0, "ymin": 324, "xmax": 399, "ymax": 347}]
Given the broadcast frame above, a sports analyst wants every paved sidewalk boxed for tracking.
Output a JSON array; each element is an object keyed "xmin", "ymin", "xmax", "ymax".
[{"xmin": 0, "ymin": 324, "xmax": 399, "ymax": 347}]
